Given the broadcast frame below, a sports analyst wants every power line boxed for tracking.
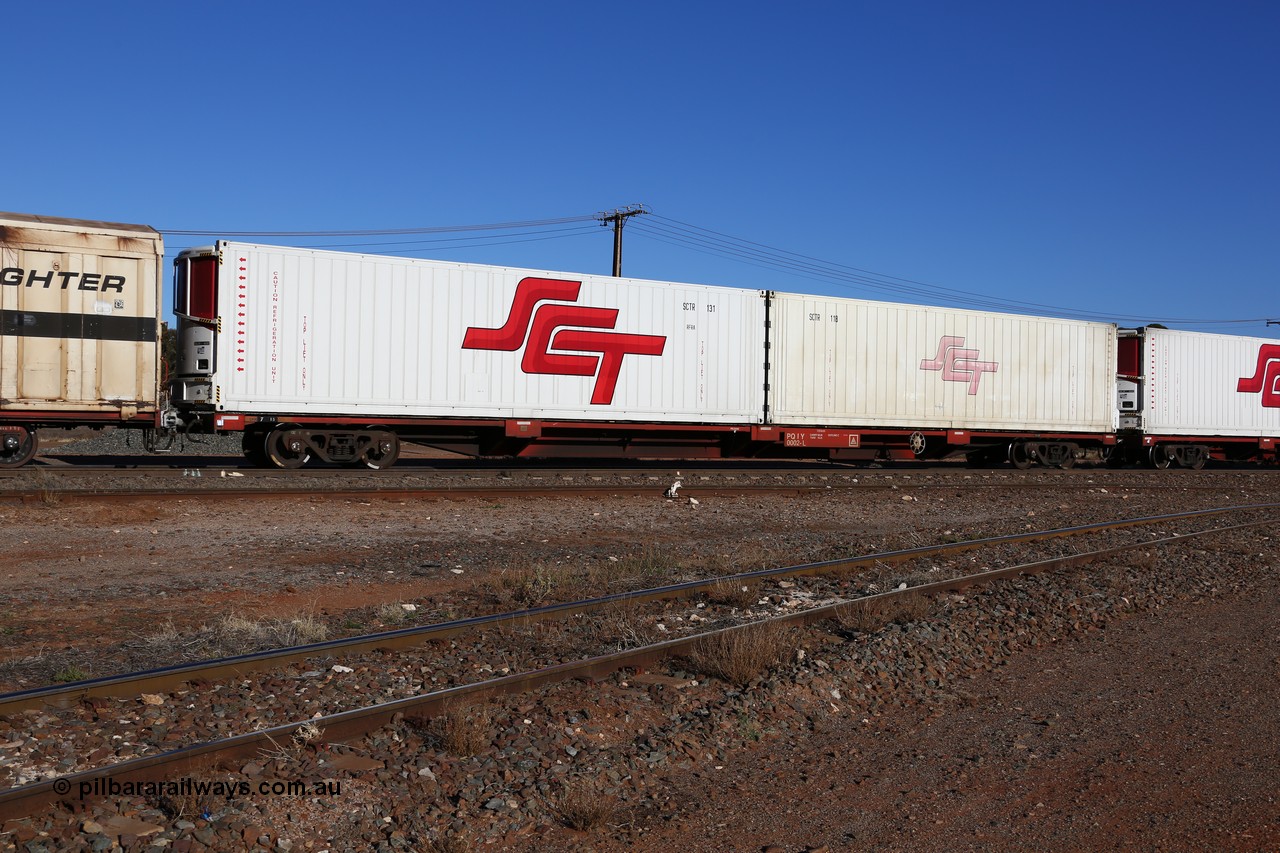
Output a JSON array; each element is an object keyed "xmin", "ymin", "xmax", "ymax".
[
  {"xmin": 159, "ymin": 208, "xmax": 1269, "ymax": 328},
  {"xmin": 165, "ymin": 225, "xmax": 602, "ymax": 258},
  {"xmin": 160, "ymin": 214, "xmax": 599, "ymax": 237},
  {"xmin": 633, "ymin": 214, "xmax": 1270, "ymax": 327}
]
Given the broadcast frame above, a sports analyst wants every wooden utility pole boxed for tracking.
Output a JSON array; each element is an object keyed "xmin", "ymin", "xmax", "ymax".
[{"xmin": 596, "ymin": 205, "xmax": 648, "ymax": 276}]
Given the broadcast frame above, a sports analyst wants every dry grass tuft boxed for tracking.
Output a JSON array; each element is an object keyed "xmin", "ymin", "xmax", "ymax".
[
  {"xmin": 833, "ymin": 591, "xmax": 933, "ymax": 633},
  {"xmin": 554, "ymin": 780, "xmax": 617, "ymax": 831},
  {"xmin": 706, "ymin": 577, "xmax": 760, "ymax": 609},
  {"xmin": 611, "ymin": 545, "xmax": 671, "ymax": 583},
  {"xmin": 215, "ymin": 612, "xmax": 329, "ymax": 649},
  {"xmin": 686, "ymin": 621, "xmax": 796, "ymax": 687},
  {"xmin": 423, "ymin": 701, "xmax": 494, "ymax": 756},
  {"xmin": 587, "ymin": 599, "xmax": 660, "ymax": 650},
  {"xmin": 375, "ymin": 602, "xmax": 414, "ymax": 626},
  {"xmin": 497, "ymin": 563, "xmax": 577, "ymax": 607}
]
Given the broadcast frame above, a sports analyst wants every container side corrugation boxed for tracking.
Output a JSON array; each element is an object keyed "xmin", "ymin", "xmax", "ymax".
[
  {"xmin": 1140, "ymin": 327, "xmax": 1280, "ymax": 437},
  {"xmin": 767, "ymin": 293, "xmax": 1116, "ymax": 433},
  {"xmin": 213, "ymin": 243, "xmax": 766, "ymax": 423}
]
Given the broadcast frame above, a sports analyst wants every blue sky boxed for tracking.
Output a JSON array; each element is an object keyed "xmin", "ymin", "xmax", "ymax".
[{"xmin": 5, "ymin": 2, "xmax": 1277, "ymax": 335}]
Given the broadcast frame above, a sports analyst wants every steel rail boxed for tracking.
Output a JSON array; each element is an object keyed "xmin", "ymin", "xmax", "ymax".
[
  {"xmin": 0, "ymin": 477, "xmax": 1270, "ymax": 503},
  {"xmin": 3, "ymin": 504, "xmax": 1274, "ymax": 717},
  {"xmin": 0, "ymin": 484, "xmax": 847, "ymax": 503},
  {"xmin": 0, "ymin": 514, "xmax": 1271, "ymax": 823}
]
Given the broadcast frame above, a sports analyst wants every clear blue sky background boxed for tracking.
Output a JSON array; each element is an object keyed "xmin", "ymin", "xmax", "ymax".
[{"xmin": 5, "ymin": 1, "xmax": 1276, "ymax": 336}]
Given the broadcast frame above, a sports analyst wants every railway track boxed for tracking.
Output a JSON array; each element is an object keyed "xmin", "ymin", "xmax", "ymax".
[
  {"xmin": 1, "ymin": 466, "xmax": 1275, "ymax": 504},
  {"xmin": 1, "ymin": 503, "xmax": 1275, "ymax": 823}
]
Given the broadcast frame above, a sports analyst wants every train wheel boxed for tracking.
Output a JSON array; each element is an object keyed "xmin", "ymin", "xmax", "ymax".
[
  {"xmin": 363, "ymin": 431, "xmax": 400, "ymax": 470},
  {"xmin": 1181, "ymin": 446, "xmax": 1208, "ymax": 470},
  {"xmin": 1007, "ymin": 441, "xmax": 1033, "ymax": 470},
  {"xmin": 0, "ymin": 428, "xmax": 38, "ymax": 468},
  {"xmin": 265, "ymin": 426, "xmax": 311, "ymax": 469},
  {"xmin": 1148, "ymin": 445, "xmax": 1173, "ymax": 469}
]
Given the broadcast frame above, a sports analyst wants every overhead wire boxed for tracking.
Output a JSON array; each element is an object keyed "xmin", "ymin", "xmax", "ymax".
[
  {"xmin": 634, "ymin": 215, "xmax": 1270, "ymax": 327},
  {"xmin": 160, "ymin": 209, "xmax": 1268, "ymax": 328},
  {"xmin": 161, "ymin": 214, "xmax": 599, "ymax": 237}
]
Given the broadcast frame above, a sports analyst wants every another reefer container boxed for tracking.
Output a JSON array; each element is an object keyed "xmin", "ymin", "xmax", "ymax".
[
  {"xmin": 1119, "ymin": 327, "xmax": 1280, "ymax": 437},
  {"xmin": 0, "ymin": 212, "xmax": 163, "ymax": 421},
  {"xmin": 768, "ymin": 293, "xmax": 1116, "ymax": 433},
  {"xmin": 174, "ymin": 243, "xmax": 765, "ymax": 424}
]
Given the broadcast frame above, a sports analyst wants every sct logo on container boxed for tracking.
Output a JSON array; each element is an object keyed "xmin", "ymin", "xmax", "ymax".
[
  {"xmin": 1237, "ymin": 344, "xmax": 1280, "ymax": 408},
  {"xmin": 920, "ymin": 336, "xmax": 999, "ymax": 394},
  {"xmin": 462, "ymin": 277, "xmax": 667, "ymax": 405}
]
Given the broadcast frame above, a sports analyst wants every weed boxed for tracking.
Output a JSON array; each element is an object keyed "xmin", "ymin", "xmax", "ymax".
[
  {"xmin": 375, "ymin": 603, "xmax": 413, "ymax": 626},
  {"xmin": 686, "ymin": 621, "xmax": 795, "ymax": 687},
  {"xmin": 52, "ymin": 665, "xmax": 89, "ymax": 683},
  {"xmin": 419, "ymin": 701, "xmax": 493, "ymax": 756},
  {"xmin": 613, "ymin": 545, "xmax": 671, "ymax": 582},
  {"xmin": 706, "ymin": 578, "xmax": 760, "ymax": 609},
  {"xmin": 589, "ymin": 599, "xmax": 659, "ymax": 650},
  {"xmin": 554, "ymin": 779, "xmax": 617, "ymax": 831},
  {"xmin": 261, "ymin": 721, "xmax": 326, "ymax": 763},
  {"xmin": 216, "ymin": 612, "xmax": 329, "ymax": 648},
  {"xmin": 833, "ymin": 591, "xmax": 933, "ymax": 633},
  {"xmin": 736, "ymin": 710, "xmax": 762, "ymax": 741},
  {"xmin": 498, "ymin": 563, "xmax": 574, "ymax": 607},
  {"xmin": 149, "ymin": 766, "xmax": 222, "ymax": 820}
]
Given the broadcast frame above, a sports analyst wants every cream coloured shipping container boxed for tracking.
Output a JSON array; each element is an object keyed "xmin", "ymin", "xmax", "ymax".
[
  {"xmin": 768, "ymin": 292, "xmax": 1116, "ymax": 433},
  {"xmin": 1120, "ymin": 327, "xmax": 1280, "ymax": 437},
  {"xmin": 0, "ymin": 212, "xmax": 163, "ymax": 419},
  {"xmin": 174, "ymin": 243, "xmax": 766, "ymax": 424}
]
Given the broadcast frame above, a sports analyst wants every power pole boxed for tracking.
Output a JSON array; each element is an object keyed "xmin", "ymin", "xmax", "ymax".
[{"xmin": 596, "ymin": 205, "xmax": 649, "ymax": 276}]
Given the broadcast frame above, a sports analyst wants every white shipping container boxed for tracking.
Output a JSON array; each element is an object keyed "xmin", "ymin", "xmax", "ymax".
[
  {"xmin": 205, "ymin": 243, "xmax": 766, "ymax": 423},
  {"xmin": 768, "ymin": 293, "xmax": 1116, "ymax": 433},
  {"xmin": 1131, "ymin": 327, "xmax": 1280, "ymax": 437},
  {"xmin": 0, "ymin": 213, "xmax": 162, "ymax": 417}
]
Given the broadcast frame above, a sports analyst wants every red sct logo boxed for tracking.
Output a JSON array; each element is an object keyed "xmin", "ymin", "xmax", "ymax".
[
  {"xmin": 462, "ymin": 277, "xmax": 667, "ymax": 405},
  {"xmin": 920, "ymin": 336, "xmax": 998, "ymax": 394},
  {"xmin": 1237, "ymin": 344, "xmax": 1280, "ymax": 408}
]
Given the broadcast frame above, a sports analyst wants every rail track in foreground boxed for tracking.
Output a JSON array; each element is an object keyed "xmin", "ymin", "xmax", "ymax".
[
  {"xmin": 0, "ymin": 503, "xmax": 1275, "ymax": 821},
  {"xmin": 1, "ymin": 470, "xmax": 1275, "ymax": 504}
]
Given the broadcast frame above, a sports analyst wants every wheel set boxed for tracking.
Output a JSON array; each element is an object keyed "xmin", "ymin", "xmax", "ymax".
[{"xmin": 240, "ymin": 425, "xmax": 400, "ymax": 470}]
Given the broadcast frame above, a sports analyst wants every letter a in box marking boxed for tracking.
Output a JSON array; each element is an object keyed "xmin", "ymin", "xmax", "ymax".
[
  {"xmin": 462, "ymin": 277, "xmax": 667, "ymax": 405},
  {"xmin": 920, "ymin": 336, "xmax": 999, "ymax": 394},
  {"xmin": 1237, "ymin": 344, "xmax": 1280, "ymax": 408}
]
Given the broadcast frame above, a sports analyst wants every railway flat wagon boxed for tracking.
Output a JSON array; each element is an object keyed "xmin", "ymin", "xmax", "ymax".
[
  {"xmin": 1116, "ymin": 326, "xmax": 1280, "ymax": 467},
  {"xmin": 767, "ymin": 292, "xmax": 1118, "ymax": 467},
  {"xmin": 0, "ymin": 213, "xmax": 164, "ymax": 467},
  {"xmin": 172, "ymin": 242, "xmax": 766, "ymax": 467}
]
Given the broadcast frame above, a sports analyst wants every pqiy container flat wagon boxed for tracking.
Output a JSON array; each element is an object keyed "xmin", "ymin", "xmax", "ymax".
[
  {"xmin": 0, "ymin": 212, "xmax": 164, "ymax": 466},
  {"xmin": 768, "ymin": 292, "xmax": 1116, "ymax": 466},
  {"xmin": 170, "ymin": 242, "xmax": 1119, "ymax": 469},
  {"xmin": 172, "ymin": 242, "xmax": 768, "ymax": 467}
]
